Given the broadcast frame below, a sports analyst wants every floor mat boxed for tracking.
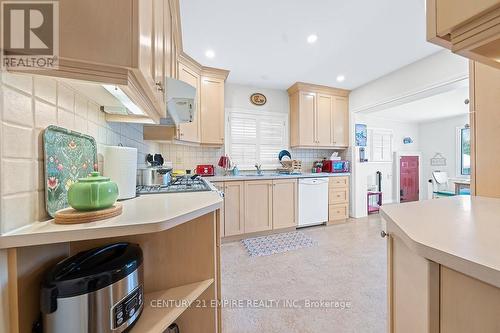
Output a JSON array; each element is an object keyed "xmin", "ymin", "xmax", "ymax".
[{"xmin": 241, "ymin": 231, "xmax": 315, "ymax": 257}]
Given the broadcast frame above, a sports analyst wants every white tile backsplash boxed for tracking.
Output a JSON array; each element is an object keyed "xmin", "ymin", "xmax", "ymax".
[
  {"xmin": 0, "ymin": 72, "xmax": 159, "ymax": 233},
  {"xmin": 2, "ymin": 72, "xmax": 32, "ymax": 94},
  {"xmin": 2, "ymin": 124, "xmax": 33, "ymax": 158},
  {"xmin": 1, "ymin": 159, "xmax": 34, "ymax": 195},
  {"xmin": 34, "ymin": 76, "xmax": 56, "ymax": 104},
  {"xmin": 2, "ymin": 87, "xmax": 33, "ymax": 127},
  {"xmin": 35, "ymin": 100, "xmax": 57, "ymax": 129}
]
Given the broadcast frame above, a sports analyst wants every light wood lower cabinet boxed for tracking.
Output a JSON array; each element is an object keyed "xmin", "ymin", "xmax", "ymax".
[
  {"xmin": 219, "ymin": 179, "xmax": 298, "ymax": 237},
  {"xmin": 440, "ymin": 266, "xmax": 500, "ymax": 333},
  {"xmin": 328, "ymin": 176, "xmax": 349, "ymax": 222},
  {"xmin": 388, "ymin": 235, "xmax": 439, "ymax": 333},
  {"xmin": 223, "ymin": 181, "xmax": 245, "ymax": 236},
  {"xmin": 388, "ymin": 235, "xmax": 500, "ymax": 333},
  {"xmin": 244, "ymin": 180, "xmax": 273, "ymax": 233},
  {"xmin": 272, "ymin": 179, "xmax": 298, "ymax": 229}
]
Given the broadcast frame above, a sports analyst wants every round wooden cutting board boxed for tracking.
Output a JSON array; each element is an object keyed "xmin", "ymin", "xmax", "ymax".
[{"xmin": 54, "ymin": 203, "xmax": 122, "ymax": 224}]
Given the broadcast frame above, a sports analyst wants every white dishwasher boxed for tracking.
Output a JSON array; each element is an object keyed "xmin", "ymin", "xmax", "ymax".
[{"xmin": 298, "ymin": 177, "xmax": 329, "ymax": 227}]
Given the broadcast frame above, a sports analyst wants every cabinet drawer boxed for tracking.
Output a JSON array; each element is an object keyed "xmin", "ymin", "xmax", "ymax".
[
  {"xmin": 329, "ymin": 203, "xmax": 348, "ymax": 220},
  {"xmin": 329, "ymin": 176, "xmax": 349, "ymax": 188},
  {"xmin": 329, "ymin": 188, "xmax": 349, "ymax": 204}
]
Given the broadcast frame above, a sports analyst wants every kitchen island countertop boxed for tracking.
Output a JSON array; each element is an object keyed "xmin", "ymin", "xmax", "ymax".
[
  {"xmin": 0, "ymin": 191, "xmax": 223, "ymax": 249},
  {"xmin": 381, "ymin": 195, "xmax": 500, "ymax": 288}
]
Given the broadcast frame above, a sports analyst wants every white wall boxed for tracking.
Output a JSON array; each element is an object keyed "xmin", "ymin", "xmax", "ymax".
[
  {"xmin": 349, "ymin": 51, "xmax": 468, "ymax": 218},
  {"xmin": 353, "ymin": 114, "xmax": 419, "ymax": 212},
  {"xmin": 418, "ymin": 114, "xmax": 470, "ymax": 199},
  {"xmin": 225, "ymin": 83, "xmax": 289, "ymax": 114},
  {"xmin": 349, "ymin": 50, "xmax": 468, "ymax": 113}
]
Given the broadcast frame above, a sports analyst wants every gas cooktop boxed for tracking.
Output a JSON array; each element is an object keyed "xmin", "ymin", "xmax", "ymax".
[{"xmin": 136, "ymin": 176, "xmax": 212, "ymax": 194}]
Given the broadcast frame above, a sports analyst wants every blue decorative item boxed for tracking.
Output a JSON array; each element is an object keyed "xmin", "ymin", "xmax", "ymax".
[
  {"xmin": 403, "ymin": 137, "xmax": 413, "ymax": 144},
  {"xmin": 355, "ymin": 124, "xmax": 367, "ymax": 146}
]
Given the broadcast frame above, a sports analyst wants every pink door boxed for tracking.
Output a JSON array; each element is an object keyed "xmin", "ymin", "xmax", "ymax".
[{"xmin": 400, "ymin": 156, "xmax": 419, "ymax": 202}]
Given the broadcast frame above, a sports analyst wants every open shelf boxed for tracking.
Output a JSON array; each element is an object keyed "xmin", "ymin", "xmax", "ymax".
[{"xmin": 130, "ymin": 279, "xmax": 214, "ymax": 333}]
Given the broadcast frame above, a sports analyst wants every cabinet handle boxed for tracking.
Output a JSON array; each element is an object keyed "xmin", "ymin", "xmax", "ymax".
[
  {"xmin": 155, "ymin": 82, "xmax": 164, "ymax": 92},
  {"xmin": 380, "ymin": 231, "xmax": 388, "ymax": 238}
]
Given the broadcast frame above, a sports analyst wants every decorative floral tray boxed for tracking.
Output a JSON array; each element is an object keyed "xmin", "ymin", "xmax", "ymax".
[{"xmin": 43, "ymin": 125, "xmax": 97, "ymax": 217}]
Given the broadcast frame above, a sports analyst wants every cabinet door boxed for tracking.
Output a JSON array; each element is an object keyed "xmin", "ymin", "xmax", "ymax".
[
  {"xmin": 332, "ymin": 96, "xmax": 349, "ymax": 147},
  {"xmin": 138, "ymin": 0, "xmax": 155, "ymax": 88},
  {"xmin": 471, "ymin": 62, "xmax": 500, "ymax": 197},
  {"xmin": 298, "ymin": 92, "xmax": 317, "ymax": 146},
  {"xmin": 316, "ymin": 94, "xmax": 333, "ymax": 146},
  {"xmin": 272, "ymin": 179, "xmax": 297, "ymax": 229},
  {"xmin": 212, "ymin": 182, "xmax": 225, "ymax": 236},
  {"xmin": 389, "ymin": 236, "xmax": 440, "ymax": 333},
  {"xmin": 153, "ymin": 0, "xmax": 164, "ymax": 97},
  {"xmin": 201, "ymin": 77, "xmax": 225, "ymax": 145},
  {"xmin": 244, "ymin": 181, "xmax": 273, "ymax": 233},
  {"xmin": 177, "ymin": 62, "xmax": 201, "ymax": 142},
  {"xmin": 224, "ymin": 182, "xmax": 244, "ymax": 236},
  {"xmin": 436, "ymin": 0, "xmax": 500, "ymax": 34}
]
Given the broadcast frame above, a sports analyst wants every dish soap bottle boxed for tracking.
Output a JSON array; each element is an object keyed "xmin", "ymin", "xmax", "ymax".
[{"xmin": 232, "ymin": 164, "xmax": 239, "ymax": 176}]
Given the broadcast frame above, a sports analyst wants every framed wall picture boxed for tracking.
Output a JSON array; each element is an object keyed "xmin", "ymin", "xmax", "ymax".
[{"xmin": 355, "ymin": 124, "xmax": 367, "ymax": 147}]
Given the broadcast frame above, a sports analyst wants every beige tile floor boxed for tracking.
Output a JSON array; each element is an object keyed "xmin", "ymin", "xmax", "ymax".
[{"xmin": 221, "ymin": 215, "xmax": 386, "ymax": 333}]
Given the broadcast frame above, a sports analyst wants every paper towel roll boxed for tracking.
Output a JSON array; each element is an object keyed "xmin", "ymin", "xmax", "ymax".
[{"xmin": 103, "ymin": 146, "xmax": 138, "ymax": 200}]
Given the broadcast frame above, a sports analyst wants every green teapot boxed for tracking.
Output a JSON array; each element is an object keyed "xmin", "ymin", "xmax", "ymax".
[{"xmin": 67, "ymin": 172, "xmax": 119, "ymax": 211}]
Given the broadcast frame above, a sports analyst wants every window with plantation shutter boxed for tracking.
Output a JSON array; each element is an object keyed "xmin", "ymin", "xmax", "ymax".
[
  {"xmin": 367, "ymin": 128, "xmax": 393, "ymax": 162},
  {"xmin": 227, "ymin": 110, "xmax": 288, "ymax": 169}
]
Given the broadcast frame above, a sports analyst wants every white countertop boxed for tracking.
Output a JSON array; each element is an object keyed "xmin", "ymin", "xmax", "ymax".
[
  {"xmin": 381, "ymin": 196, "xmax": 500, "ymax": 288},
  {"xmin": 0, "ymin": 191, "xmax": 223, "ymax": 249},
  {"xmin": 207, "ymin": 172, "xmax": 350, "ymax": 182}
]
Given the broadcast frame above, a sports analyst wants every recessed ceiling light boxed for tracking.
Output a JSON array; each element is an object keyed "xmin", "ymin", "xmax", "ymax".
[
  {"xmin": 205, "ymin": 50, "xmax": 215, "ymax": 59},
  {"xmin": 307, "ymin": 34, "xmax": 318, "ymax": 44},
  {"xmin": 336, "ymin": 75, "xmax": 345, "ymax": 82}
]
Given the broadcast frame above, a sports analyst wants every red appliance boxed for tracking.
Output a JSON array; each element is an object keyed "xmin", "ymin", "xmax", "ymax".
[
  {"xmin": 196, "ymin": 164, "xmax": 215, "ymax": 176},
  {"xmin": 322, "ymin": 160, "xmax": 350, "ymax": 173}
]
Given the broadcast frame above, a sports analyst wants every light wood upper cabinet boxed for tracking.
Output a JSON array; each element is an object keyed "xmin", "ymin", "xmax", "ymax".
[
  {"xmin": 144, "ymin": 58, "xmax": 229, "ymax": 145},
  {"xmin": 316, "ymin": 94, "xmax": 333, "ymax": 146},
  {"xmin": 244, "ymin": 180, "xmax": 273, "ymax": 233},
  {"xmin": 200, "ymin": 69, "xmax": 227, "ymax": 145},
  {"xmin": 30, "ymin": 0, "xmax": 179, "ymax": 124},
  {"xmin": 153, "ymin": 0, "xmax": 165, "ymax": 99},
  {"xmin": 298, "ymin": 92, "xmax": 317, "ymax": 146},
  {"xmin": 177, "ymin": 59, "xmax": 201, "ymax": 143},
  {"xmin": 427, "ymin": 0, "xmax": 500, "ymax": 69},
  {"xmin": 332, "ymin": 96, "xmax": 349, "ymax": 147},
  {"xmin": 138, "ymin": 0, "xmax": 155, "ymax": 91},
  {"xmin": 224, "ymin": 182, "xmax": 245, "ymax": 237},
  {"xmin": 470, "ymin": 61, "xmax": 500, "ymax": 197},
  {"xmin": 288, "ymin": 82, "xmax": 350, "ymax": 149},
  {"xmin": 272, "ymin": 179, "xmax": 297, "ymax": 229}
]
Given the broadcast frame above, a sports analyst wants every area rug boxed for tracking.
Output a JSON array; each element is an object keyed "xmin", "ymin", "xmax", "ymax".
[{"xmin": 241, "ymin": 231, "xmax": 316, "ymax": 257}]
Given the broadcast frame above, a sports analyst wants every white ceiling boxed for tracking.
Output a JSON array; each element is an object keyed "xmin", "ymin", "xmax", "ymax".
[
  {"xmin": 179, "ymin": 0, "xmax": 441, "ymax": 90},
  {"xmin": 368, "ymin": 86, "xmax": 470, "ymax": 123}
]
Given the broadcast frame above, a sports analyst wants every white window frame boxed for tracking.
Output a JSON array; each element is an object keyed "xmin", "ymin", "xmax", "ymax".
[
  {"xmin": 226, "ymin": 108, "xmax": 289, "ymax": 170},
  {"xmin": 455, "ymin": 126, "xmax": 471, "ymax": 178},
  {"xmin": 366, "ymin": 127, "xmax": 393, "ymax": 163}
]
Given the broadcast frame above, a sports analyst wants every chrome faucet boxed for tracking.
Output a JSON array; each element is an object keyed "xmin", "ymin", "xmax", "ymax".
[{"xmin": 255, "ymin": 163, "xmax": 263, "ymax": 175}]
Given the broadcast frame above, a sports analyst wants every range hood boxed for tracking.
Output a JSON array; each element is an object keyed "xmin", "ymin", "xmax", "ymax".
[{"xmin": 164, "ymin": 78, "xmax": 197, "ymax": 124}]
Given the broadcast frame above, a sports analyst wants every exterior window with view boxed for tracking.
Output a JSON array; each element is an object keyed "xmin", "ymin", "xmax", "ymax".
[{"xmin": 460, "ymin": 126, "xmax": 471, "ymax": 176}]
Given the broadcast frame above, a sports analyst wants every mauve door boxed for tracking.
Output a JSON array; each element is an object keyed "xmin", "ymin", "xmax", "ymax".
[{"xmin": 400, "ymin": 156, "xmax": 419, "ymax": 202}]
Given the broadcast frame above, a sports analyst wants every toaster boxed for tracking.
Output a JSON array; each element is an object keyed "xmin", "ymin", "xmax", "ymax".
[{"xmin": 196, "ymin": 164, "xmax": 215, "ymax": 176}]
